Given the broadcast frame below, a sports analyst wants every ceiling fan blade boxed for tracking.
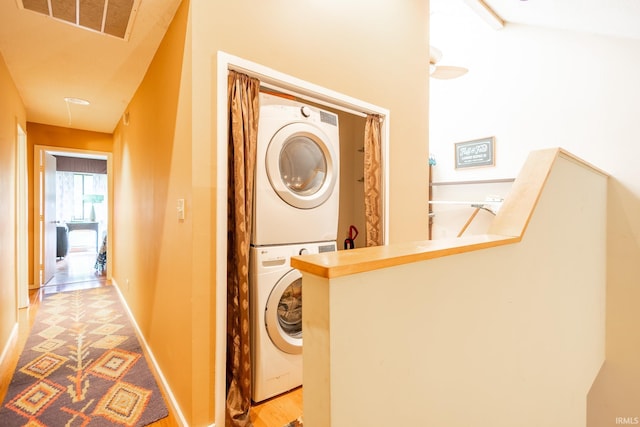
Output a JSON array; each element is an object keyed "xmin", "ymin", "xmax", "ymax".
[{"xmin": 431, "ymin": 65, "xmax": 468, "ymax": 80}]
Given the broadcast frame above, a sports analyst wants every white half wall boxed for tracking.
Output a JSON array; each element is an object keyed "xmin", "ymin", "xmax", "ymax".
[{"xmin": 303, "ymin": 154, "xmax": 606, "ymax": 426}]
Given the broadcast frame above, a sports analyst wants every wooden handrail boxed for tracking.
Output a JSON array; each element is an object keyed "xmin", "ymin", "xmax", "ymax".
[
  {"xmin": 291, "ymin": 148, "xmax": 608, "ymax": 279},
  {"xmin": 430, "ymin": 177, "xmax": 515, "ymax": 186}
]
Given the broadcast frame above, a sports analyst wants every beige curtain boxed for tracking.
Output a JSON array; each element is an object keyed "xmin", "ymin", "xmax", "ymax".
[
  {"xmin": 226, "ymin": 71, "xmax": 260, "ymax": 427},
  {"xmin": 364, "ymin": 114, "xmax": 383, "ymax": 246}
]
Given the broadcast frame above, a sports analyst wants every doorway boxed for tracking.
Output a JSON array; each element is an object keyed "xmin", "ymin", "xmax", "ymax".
[
  {"xmin": 33, "ymin": 145, "xmax": 113, "ymax": 289},
  {"xmin": 16, "ymin": 124, "xmax": 28, "ymax": 308}
]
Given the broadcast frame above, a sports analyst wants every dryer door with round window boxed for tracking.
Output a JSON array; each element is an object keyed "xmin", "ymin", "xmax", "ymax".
[
  {"xmin": 265, "ymin": 122, "xmax": 338, "ymax": 209},
  {"xmin": 265, "ymin": 269, "xmax": 303, "ymax": 354}
]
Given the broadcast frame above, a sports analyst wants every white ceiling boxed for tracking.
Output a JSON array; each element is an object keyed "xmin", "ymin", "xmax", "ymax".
[
  {"xmin": 1, "ymin": 1, "xmax": 640, "ymax": 134},
  {"xmin": 0, "ymin": 0, "xmax": 181, "ymax": 133},
  {"xmin": 484, "ymin": 0, "xmax": 640, "ymax": 40}
]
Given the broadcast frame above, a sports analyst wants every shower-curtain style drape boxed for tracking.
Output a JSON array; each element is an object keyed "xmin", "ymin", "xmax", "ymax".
[
  {"xmin": 364, "ymin": 114, "xmax": 383, "ymax": 246},
  {"xmin": 226, "ymin": 71, "xmax": 260, "ymax": 427}
]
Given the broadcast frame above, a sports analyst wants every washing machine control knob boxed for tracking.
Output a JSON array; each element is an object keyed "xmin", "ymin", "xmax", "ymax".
[
  {"xmin": 299, "ymin": 248, "xmax": 309, "ymax": 256},
  {"xmin": 300, "ymin": 106, "xmax": 312, "ymax": 117}
]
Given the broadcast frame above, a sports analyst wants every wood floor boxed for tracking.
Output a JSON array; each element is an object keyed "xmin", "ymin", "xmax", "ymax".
[
  {"xmin": 250, "ymin": 387, "xmax": 303, "ymax": 427},
  {"xmin": 0, "ymin": 250, "xmax": 302, "ymax": 427}
]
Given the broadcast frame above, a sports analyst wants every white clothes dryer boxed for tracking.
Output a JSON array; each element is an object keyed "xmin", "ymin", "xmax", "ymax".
[
  {"xmin": 250, "ymin": 240, "xmax": 337, "ymax": 403},
  {"xmin": 252, "ymin": 92, "xmax": 340, "ymax": 246}
]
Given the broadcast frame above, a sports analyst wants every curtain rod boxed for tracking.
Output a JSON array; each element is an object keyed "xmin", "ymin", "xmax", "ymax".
[
  {"xmin": 227, "ymin": 62, "xmax": 379, "ymax": 119},
  {"xmin": 259, "ymin": 82, "xmax": 368, "ymax": 118}
]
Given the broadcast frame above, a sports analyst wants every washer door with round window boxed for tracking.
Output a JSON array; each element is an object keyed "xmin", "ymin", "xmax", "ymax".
[
  {"xmin": 265, "ymin": 269, "xmax": 303, "ymax": 355},
  {"xmin": 265, "ymin": 122, "xmax": 338, "ymax": 210}
]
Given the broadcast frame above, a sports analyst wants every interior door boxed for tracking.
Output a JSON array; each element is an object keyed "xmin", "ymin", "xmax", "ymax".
[
  {"xmin": 16, "ymin": 125, "xmax": 28, "ymax": 307},
  {"xmin": 41, "ymin": 152, "xmax": 57, "ymax": 285}
]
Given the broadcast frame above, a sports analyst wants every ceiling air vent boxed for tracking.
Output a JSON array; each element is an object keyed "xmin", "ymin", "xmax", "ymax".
[{"xmin": 19, "ymin": 0, "xmax": 140, "ymax": 40}]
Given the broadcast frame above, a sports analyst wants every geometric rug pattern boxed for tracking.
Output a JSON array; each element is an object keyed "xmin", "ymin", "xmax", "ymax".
[{"xmin": 0, "ymin": 286, "xmax": 169, "ymax": 426}]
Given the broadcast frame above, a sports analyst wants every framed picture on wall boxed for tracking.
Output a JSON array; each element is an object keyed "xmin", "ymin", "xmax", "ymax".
[{"xmin": 454, "ymin": 136, "xmax": 495, "ymax": 169}]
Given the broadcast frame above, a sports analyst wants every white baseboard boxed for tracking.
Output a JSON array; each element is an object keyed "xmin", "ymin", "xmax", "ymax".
[
  {"xmin": 111, "ymin": 279, "xmax": 189, "ymax": 427},
  {"xmin": 0, "ymin": 323, "xmax": 19, "ymax": 369}
]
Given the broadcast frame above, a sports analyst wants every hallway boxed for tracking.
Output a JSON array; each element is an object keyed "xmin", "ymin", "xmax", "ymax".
[
  {"xmin": 0, "ymin": 239, "xmax": 300, "ymax": 426},
  {"xmin": 0, "ymin": 251, "xmax": 180, "ymax": 427}
]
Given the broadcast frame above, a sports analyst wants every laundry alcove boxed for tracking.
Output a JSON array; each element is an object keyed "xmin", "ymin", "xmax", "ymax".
[{"xmin": 217, "ymin": 52, "xmax": 390, "ymax": 427}]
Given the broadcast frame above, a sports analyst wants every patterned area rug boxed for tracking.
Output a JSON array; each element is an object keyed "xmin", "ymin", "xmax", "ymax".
[{"xmin": 0, "ymin": 286, "xmax": 168, "ymax": 426}]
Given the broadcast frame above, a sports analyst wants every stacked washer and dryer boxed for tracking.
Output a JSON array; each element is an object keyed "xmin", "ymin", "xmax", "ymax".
[{"xmin": 250, "ymin": 93, "xmax": 340, "ymax": 403}]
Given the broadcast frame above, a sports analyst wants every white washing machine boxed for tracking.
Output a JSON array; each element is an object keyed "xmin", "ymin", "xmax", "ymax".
[
  {"xmin": 252, "ymin": 92, "xmax": 340, "ymax": 246},
  {"xmin": 250, "ymin": 240, "xmax": 337, "ymax": 403}
]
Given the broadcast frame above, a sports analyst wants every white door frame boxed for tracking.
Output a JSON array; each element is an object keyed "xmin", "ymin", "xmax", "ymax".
[
  {"xmin": 214, "ymin": 51, "xmax": 390, "ymax": 426},
  {"xmin": 32, "ymin": 145, "xmax": 113, "ymax": 287},
  {"xmin": 16, "ymin": 124, "xmax": 28, "ymax": 308}
]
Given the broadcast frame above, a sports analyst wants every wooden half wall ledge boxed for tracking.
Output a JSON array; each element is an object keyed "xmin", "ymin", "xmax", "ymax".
[{"xmin": 291, "ymin": 147, "xmax": 608, "ymax": 279}]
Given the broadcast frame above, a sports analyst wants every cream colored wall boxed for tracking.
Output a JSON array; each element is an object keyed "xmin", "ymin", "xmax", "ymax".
[
  {"xmin": 193, "ymin": 0, "xmax": 431, "ymax": 244},
  {"xmin": 429, "ymin": 18, "xmax": 640, "ymax": 422},
  {"xmin": 191, "ymin": 2, "xmax": 429, "ymax": 424},
  {"xmin": 0, "ymin": 52, "xmax": 26, "ymax": 362},
  {"xmin": 111, "ymin": 0, "xmax": 196, "ymax": 424},
  {"xmin": 108, "ymin": 1, "xmax": 430, "ymax": 424},
  {"xmin": 303, "ymin": 155, "xmax": 607, "ymax": 426}
]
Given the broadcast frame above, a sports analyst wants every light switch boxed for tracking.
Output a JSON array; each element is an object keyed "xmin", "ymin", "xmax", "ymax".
[{"xmin": 177, "ymin": 199, "xmax": 185, "ymax": 220}]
